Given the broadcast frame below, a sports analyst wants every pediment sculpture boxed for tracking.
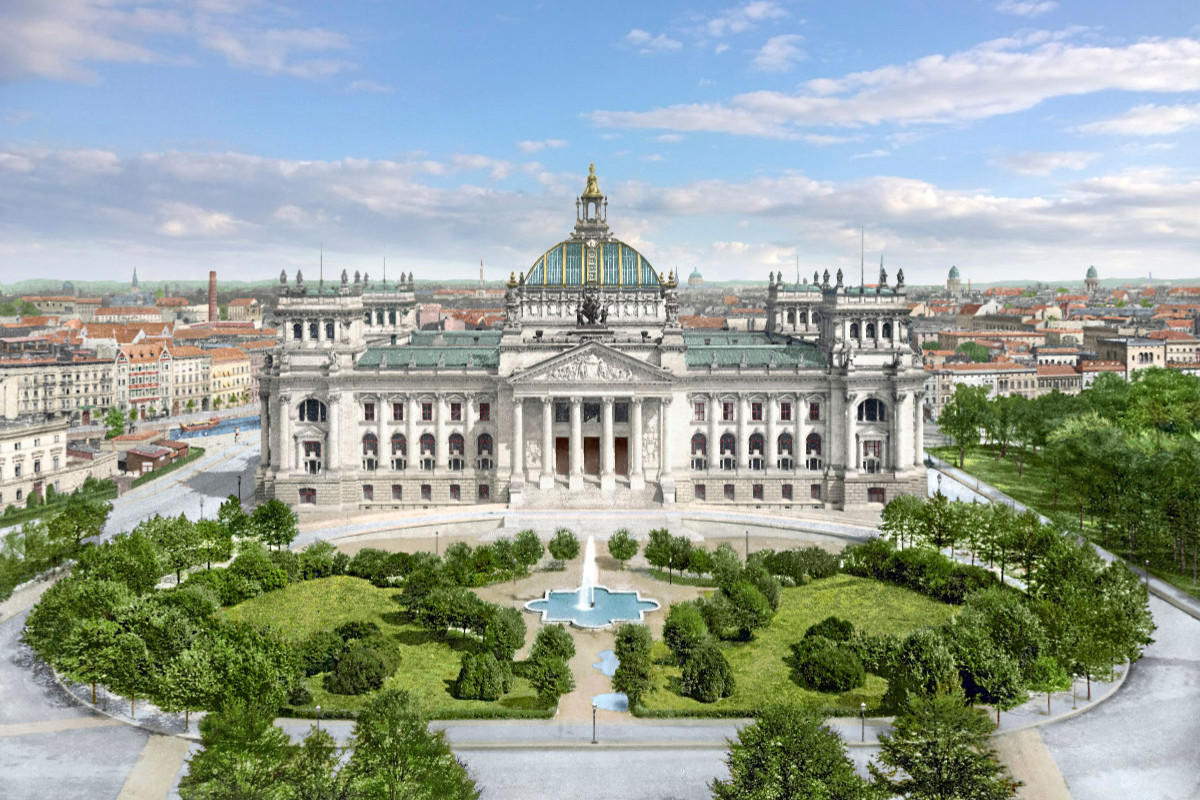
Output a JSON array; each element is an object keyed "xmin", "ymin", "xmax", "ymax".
[{"xmin": 537, "ymin": 351, "xmax": 635, "ymax": 383}]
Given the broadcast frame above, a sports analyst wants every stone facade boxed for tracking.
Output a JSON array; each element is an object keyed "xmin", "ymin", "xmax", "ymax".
[{"xmin": 257, "ymin": 167, "xmax": 926, "ymax": 512}]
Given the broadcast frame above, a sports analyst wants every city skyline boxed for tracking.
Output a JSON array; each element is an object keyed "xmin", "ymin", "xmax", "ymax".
[{"xmin": 3, "ymin": 0, "xmax": 1200, "ymax": 283}]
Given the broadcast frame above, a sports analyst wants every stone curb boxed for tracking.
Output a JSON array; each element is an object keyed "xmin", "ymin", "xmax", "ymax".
[{"xmin": 50, "ymin": 667, "xmax": 202, "ymax": 743}]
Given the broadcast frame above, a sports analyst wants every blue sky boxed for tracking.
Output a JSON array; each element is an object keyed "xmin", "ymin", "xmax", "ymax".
[{"xmin": 3, "ymin": 0, "xmax": 1200, "ymax": 285}]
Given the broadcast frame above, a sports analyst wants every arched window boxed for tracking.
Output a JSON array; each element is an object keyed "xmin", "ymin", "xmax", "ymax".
[
  {"xmin": 778, "ymin": 432, "xmax": 793, "ymax": 455},
  {"xmin": 882, "ymin": 322, "xmax": 893, "ymax": 339},
  {"xmin": 691, "ymin": 432, "xmax": 707, "ymax": 455},
  {"xmin": 866, "ymin": 322, "xmax": 876, "ymax": 339},
  {"xmin": 749, "ymin": 432, "xmax": 765, "ymax": 455},
  {"xmin": 477, "ymin": 433, "xmax": 494, "ymax": 456},
  {"xmin": 720, "ymin": 433, "xmax": 736, "ymax": 454},
  {"xmin": 362, "ymin": 433, "xmax": 378, "ymax": 456},
  {"xmin": 391, "ymin": 433, "xmax": 406, "ymax": 455},
  {"xmin": 448, "ymin": 433, "xmax": 465, "ymax": 456},
  {"xmin": 806, "ymin": 433, "xmax": 822, "ymax": 455},
  {"xmin": 850, "ymin": 322, "xmax": 860, "ymax": 339},
  {"xmin": 292, "ymin": 322, "xmax": 302, "ymax": 340},
  {"xmin": 298, "ymin": 398, "xmax": 327, "ymax": 422},
  {"xmin": 786, "ymin": 310, "xmax": 796, "ymax": 325},
  {"xmin": 858, "ymin": 398, "xmax": 887, "ymax": 422},
  {"xmin": 420, "ymin": 433, "xmax": 435, "ymax": 455}
]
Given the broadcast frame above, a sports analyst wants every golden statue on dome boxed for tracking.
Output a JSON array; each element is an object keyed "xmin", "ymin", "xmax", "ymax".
[{"xmin": 582, "ymin": 162, "xmax": 603, "ymax": 199}]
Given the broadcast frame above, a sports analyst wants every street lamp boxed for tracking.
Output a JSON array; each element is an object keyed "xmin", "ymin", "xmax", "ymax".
[
  {"xmin": 237, "ymin": 474, "xmax": 242, "ymax": 500},
  {"xmin": 860, "ymin": 702, "xmax": 866, "ymax": 742},
  {"xmin": 744, "ymin": 529, "xmax": 749, "ymax": 559},
  {"xmin": 1145, "ymin": 559, "xmax": 1150, "ymax": 587},
  {"xmin": 436, "ymin": 530, "xmax": 440, "ymax": 557},
  {"xmin": 592, "ymin": 701, "xmax": 598, "ymax": 744},
  {"xmin": 316, "ymin": 705, "xmax": 321, "ymax": 733}
]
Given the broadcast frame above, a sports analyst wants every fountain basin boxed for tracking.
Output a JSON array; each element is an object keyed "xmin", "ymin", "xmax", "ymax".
[{"xmin": 525, "ymin": 586, "xmax": 660, "ymax": 629}]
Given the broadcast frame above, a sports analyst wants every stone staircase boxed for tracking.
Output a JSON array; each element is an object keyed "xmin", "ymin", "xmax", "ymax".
[
  {"xmin": 486, "ymin": 508, "xmax": 702, "ymax": 541},
  {"xmin": 515, "ymin": 482, "xmax": 661, "ymax": 511}
]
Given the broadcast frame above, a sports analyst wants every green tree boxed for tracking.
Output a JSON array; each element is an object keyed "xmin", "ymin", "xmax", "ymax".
[
  {"xmin": 251, "ymin": 499, "xmax": 298, "ymax": 551},
  {"xmin": 870, "ymin": 682, "xmax": 1020, "ymax": 800},
  {"xmin": 880, "ymin": 494, "xmax": 924, "ymax": 548},
  {"xmin": 956, "ymin": 341, "xmax": 990, "ymax": 363},
  {"xmin": 710, "ymin": 542, "xmax": 744, "ymax": 588},
  {"xmin": 159, "ymin": 646, "xmax": 218, "ymax": 726},
  {"xmin": 680, "ymin": 642, "xmax": 735, "ymax": 702},
  {"xmin": 146, "ymin": 515, "xmax": 202, "ymax": 584},
  {"xmin": 482, "ymin": 605, "xmax": 525, "ymax": 662},
  {"xmin": 882, "ymin": 628, "xmax": 956, "ymax": 711},
  {"xmin": 712, "ymin": 704, "xmax": 877, "ymax": 800},
  {"xmin": 179, "ymin": 700, "xmax": 293, "ymax": 800},
  {"xmin": 547, "ymin": 528, "xmax": 579, "ymax": 568},
  {"xmin": 47, "ymin": 493, "xmax": 112, "ymax": 554},
  {"xmin": 196, "ymin": 519, "xmax": 234, "ymax": 569},
  {"xmin": 724, "ymin": 581, "xmax": 773, "ymax": 640},
  {"xmin": 217, "ymin": 495, "xmax": 250, "ymax": 540},
  {"xmin": 104, "ymin": 406, "xmax": 126, "ymax": 439},
  {"xmin": 75, "ymin": 530, "xmax": 164, "ymax": 595},
  {"xmin": 644, "ymin": 528, "xmax": 674, "ymax": 582},
  {"xmin": 668, "ymin": 534, "xmax": 694, "ymax": 582},
  {"xmin": 611, "ymin": 623, "xmax": 653, "ymax": 707},
  {"xmin": 939, "ymin": 384, "xmax": 991, "ymax": 467},
  {"xmin": 530, "ymin": 624, "xmax": 575, "ymax": 663},
  {"xmin": 1026, "ymin": 654, "xmax": 1071, "ymax": 715},
  {"xmin": 287, "ymin": 727, "xmax": 345, "ymax": 800},
  {"xmin": 512, "ymin": 529, "xmax": 543, "ymax": 573},
  {"xmin": 526, "ymin": 655, "xmax": 574, "ymax": 705},
  {"xmin": 607, "ymin": 528, "xmax": 639, "ymax": 569},
  {"xmin": 58, "ymin": 618, "xmax": 124, "ymax": 704},
  {"xmin": 663, "ymin": 601, "xmax": 710, "ymax": 663}
]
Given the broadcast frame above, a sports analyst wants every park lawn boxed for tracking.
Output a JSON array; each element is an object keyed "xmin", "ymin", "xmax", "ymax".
[
  {"xmin": 932, "ymin": 445, "xmax": 1200, "ymax": 599},
  {"xmin": 224, "ymin": 575, "xmax": 544, "ymax": 718},
  {"xmin": 638, "ymin": 574, "xmax": 958, "ymax": 716}
]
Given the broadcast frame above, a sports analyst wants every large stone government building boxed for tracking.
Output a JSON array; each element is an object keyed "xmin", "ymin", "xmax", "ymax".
[{"xmin": 257, "ymin": 166, "xmax": 926, "ymax": 511}]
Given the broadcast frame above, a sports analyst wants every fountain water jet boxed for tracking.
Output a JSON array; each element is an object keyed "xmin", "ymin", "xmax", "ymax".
[{"xmin": 578, "ymin": 535, "xmax": 598, "ymax": 609}]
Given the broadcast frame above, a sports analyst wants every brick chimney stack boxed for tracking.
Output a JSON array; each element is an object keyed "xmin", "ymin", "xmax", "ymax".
[{"xmin": 208, "ymin": 271, "xmax": 218, "ymax": 322}]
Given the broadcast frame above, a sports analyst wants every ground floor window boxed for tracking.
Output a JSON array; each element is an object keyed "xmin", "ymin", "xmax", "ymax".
[
  {"xmin": 392, "ymin": 484, "xmax": 402, "ymax": 500},
  {"xmin": 421, "ymin": 484, "xmax": 431, "ymax": 501},
  {"xmin": 810, "ymin": 483, "xmax": 821, "ymax": 500},
  {"xmin": 752, "ymin": 484, "xmax": 763, "ymax": 500},
  {"xmin": 694, "ymin": 484, "xmax": 706, "ymax": 501},
  {"xmin": 478, "ymin": 484, "xmax": 490, "ymax": 501},
  {"xmin": 724, "ymin": 484, "xmax": 735, "ymax": 501},
  {"xmin": 450, "ymin": 484, "xmax": 461, "ymax": 501},
  {"xmin": 868, "ymin": 487, "xmax": 886, "ymax": 504},
  {"xmin": 782, "ymin": 484, "xmax": 793, "ymax": 501},
  {"xmin": 362, "ymin": 485, "xmax": 373, "ymax": 501},
  {"xmin": 299, "ymin": 488, "xmax": 316, "ymax": 504}
]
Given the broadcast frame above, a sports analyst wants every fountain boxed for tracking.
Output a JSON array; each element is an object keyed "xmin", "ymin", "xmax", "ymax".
[{"xmin": 525, "ymin": 534, "xmax": 660, "ymax": 629}]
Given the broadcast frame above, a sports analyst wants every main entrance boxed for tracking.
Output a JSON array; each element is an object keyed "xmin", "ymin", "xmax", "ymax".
[
  {"xmin": 615, "ymin": 437, "xmax": 628, "ymax": 476},
  {"xmin": 583, "ymin": 437, "xmax": 600, "ymax": 475},
  {"xmin": 555, "ymin": 437, "xmax": 568, "ymax": 476}
]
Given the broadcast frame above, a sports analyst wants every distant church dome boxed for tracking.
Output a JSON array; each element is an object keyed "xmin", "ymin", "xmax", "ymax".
[
  {"xmin": 1086, "ymin": 265, "xmax": 1098, "ymax": 279},
  {"xmin": 948, "ymin": 265, "xmax": 960, "ymax": 279},
  {"xmin": 688, "ymin": 267, "xmax": 703, "ymax": 286},
  {"xmin": 61, "ymin": 280, "xmax": 76, "ymax": 294}
]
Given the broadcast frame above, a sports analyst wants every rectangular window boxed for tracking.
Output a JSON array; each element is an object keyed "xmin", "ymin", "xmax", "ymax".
[
  {"xmin": 811, "ymin": 483, "xmax": 822, "ymax": 500},
  {"xmin": 362, "ymin": 485, "xmax": 374, "ymax": 501},
  {"xmin": 421, "ymin": 402, "xmax": 433, "ymax": 421},
  {"xmin": 13, "ymin": 465, "xmax": 20, "ymax": 478},
  {"xmin": 450, "ymin": 484, "xmax": 461, "ymax": 501},
  {"xmin": 752, "ymin": 483, "xmax": 763, "ymax": 500},
  {"xmin": 614, "ymin": 402, "xmax": 629, "ymax": 423},
  {"xmin": 478, "ymin": 484, "xmax": 490, "ymax": 501},
  {"xmin": 392, "ymin": 402, "xmax": 404, "ymax": 421},
  {"xmin": 304, "ymin": 441, "xmax": 322, "ymax": 458},
  {"xmin": 299, "ymin": 488, "xmax": 316, "ymax": 504},
  {"xmin": 782, "ymin": 484, "xmax": 793, "ymax": 501},
  {"xmin": 694, "ymin": 484, "xmax": 706, "ymax": 501},
  {"xmin": 868, "ymin": 487, "xmax": 886, "ymax": 504},
  {"xmin": 724, "ymin": 484, "xmax": 735, "ymax": 501},
  {"xmin": 450, "ymin": 402, "xmax": 462, "ymax": 422},
  {"xmin": 751, "ymin": 402, "xmax": 763, "ymax": 422},
  {"xmin": 694, "ymin": 402, "xmax": 706, "ymax": 422},
  {"xmin": 478, "ymin": 402, "xmax": 491, "ymax": 422},
  {"xmin": 809, "ymin": 402, "xmax": 821, "ymax": 421},
  {"xmin": 555, "ymin": 402, "xmax": 569, "ymax": 423},
  {"xmin": 421, "ymin": 484, "xmax": 431, "ymax": 501},
  {"xmin": 863, "ymin": 440, "xmax": 882, "ymax": 458},
  {"xmin": 363, "ymin": 402, "xmax": 376, "ymax": 422},
  {"xmin": 33, "ymin": 460, "xmax": 40, "ymax": 474},
  {"xmin": 722, "ymin": 402, "xmax": 734, "ymax": 421},
  {"xmin": 392, "ymin": 484, "xmax": 402, "ymax": 501},
  {"xmin": 780, "ymin": 402, "xmax": 792, "ymax": 421}
]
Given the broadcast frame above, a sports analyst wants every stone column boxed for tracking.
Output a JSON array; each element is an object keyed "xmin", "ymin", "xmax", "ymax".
[
  {"xmin": 600, "ymin": 397, "xmax": 615, "ymax": 491},
  {"xmin": 261, "ymin": 398, "xmax": 271, "ymax": 467},
  {"xmin": 435, "ymin": 395, "xmax": 448, "ymax": 470},
  {"xmin": 511, "ymin": 397, "xmax": 524, "ymax": 485},
  {"xmin": 796, "ymin": 396, "xmax": 805, "ymax": 471},
  {"xmin": 568, "ymin": 397, "xmax": 583, "ymax": 491},
  {"xmin": 845, "ymin": 394, "xmax": 857, "ymax": 473},
  {"xmin": 540, "ymin": 397, "xmax": 555, "ymax": 489},
  {"xmin": 660, "ymin": 397, "xmax": 675, "ymax": 503},
  {"xmin": 737, "ymin": 394, "xmax": 749, "ymax": 470},
  {"xmin": 376, "ymin": 396, "xmax": 385, "ymax": 470},
  {"xmin": 894, "ymin": 392, "xmax": 910, "ymax": 470},
  {"xmin": 630, "ymin": 398, "xmax": 645, "ymax": 490},
  {"xmin": 406, "ymin": 396, "xmax": 416, "ymax": 470},
  {"xmin": 708, "ymin": 396, "xmax": 718, "ymax": 471},
  {"xmin": 278, "ymin": 396, "xmax": 291, "ymax": 471},
  {"xmin": 766, "ymin": 396, "xmax": 777, "ymax": 470},
  {"xmin": 914, "ymin": 392, "xmax": 925, "ymax": 467},
  {"xmin": 327, "ymin": 394, "xmax": 340, "ymax": 473}
]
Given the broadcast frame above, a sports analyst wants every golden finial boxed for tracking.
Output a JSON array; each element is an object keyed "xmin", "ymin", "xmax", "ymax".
[
  {"xmin": 507, "ymin": 271, "xmax": 517, "ymax": 288},
  {"xmin": 582, "ymin": 162, "xmax": 603, "ymax": 199}
]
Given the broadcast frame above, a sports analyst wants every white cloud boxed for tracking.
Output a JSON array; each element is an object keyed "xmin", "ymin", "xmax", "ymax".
[
  {"xmin": 623, "ymin": 28, "xmax": 682, "ymax": 54},
  {"xmin": 751, "ymin": 34, "xmax": 805, "ymax": 73},
  {"xmin": 157, "ymin": 202, "xmax": 244, "ymax": 237},
  {"xmin": 197, "ymin": 25, "xmax": 350, "ymax": 78},
  {"xmin": 516, "ymin": 139, "xmax": 568, "ymax": 154},
  {"xmin": 653, "ymin": 134, "xmax": 685, "ymax": 142},
  {"xmin": 995, "ymin": 1, "xmax": 1058, "ymax": 17},
  {"xmin": 993, "ymin": 150, "xmax": 1099, "ymax": 175},
  {"xmin": 345, "ymin": 79, "xmax": 393, "ymax": 94},
  {"xmin": 592, "ymin": 35, "xmax": 1200, "ymax": 137},
  {"xmin": 851, "ymin": 149, "xmax": 890, "ymax": 159},
  {"xmin": 1077, "ymin": 103, "xmax": 1200, "ymax": 136},
  {"xmin": 701, "ymin": 1, "xmax": 788, "ymax": 38}
]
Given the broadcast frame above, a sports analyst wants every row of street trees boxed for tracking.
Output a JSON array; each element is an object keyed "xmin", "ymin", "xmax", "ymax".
[{"xmin": 938, "ymin": 368, "xmax": 1200, "ymax": 583}]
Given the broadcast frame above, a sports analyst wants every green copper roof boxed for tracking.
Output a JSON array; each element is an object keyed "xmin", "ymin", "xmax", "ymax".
[
  {"xmin": 682, "ymin": 331, "xmax": 825, "ymax": 369},
  {"xmin": 409, "ymin": 330, "xmax": 502, "ymax": 346},
  {"xmin": 524, "ymin": 240, "xmax": 661, "ymax": 287},
  {"xmin": 948, "ymin": 265, "xmax": 960, "ymax": 279},
  {"xmin": 359, "ymin": 346, "xmax": 499, "ymax": 369}
]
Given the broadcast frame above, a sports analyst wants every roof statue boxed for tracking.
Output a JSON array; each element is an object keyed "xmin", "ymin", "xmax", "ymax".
[
  {"xmin": 280, "ymin": 269, "xmax": 287, "ymax": 285},
  {"xmin": 582, "ymin": 162, "xmax": 603, "ymax": 199},
  {"xmin": 341, "ymin": 269, "xmax": 349, "ymax": 286}
]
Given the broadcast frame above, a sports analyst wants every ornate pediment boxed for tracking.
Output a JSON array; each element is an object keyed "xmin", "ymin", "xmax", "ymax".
[{"xmin": 512, "ymin": 342, "xmax": 672, "ymax": 386}]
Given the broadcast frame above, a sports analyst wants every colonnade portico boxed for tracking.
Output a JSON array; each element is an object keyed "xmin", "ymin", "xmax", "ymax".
[{"xmin": 511, "ymin": 392, "xmax": 669, "ymax": 494}]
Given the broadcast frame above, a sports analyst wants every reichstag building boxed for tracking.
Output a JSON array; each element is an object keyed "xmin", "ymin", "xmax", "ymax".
[{"xmin": 257, "ymin": 166, "xmax": 926, "ymax": 511}]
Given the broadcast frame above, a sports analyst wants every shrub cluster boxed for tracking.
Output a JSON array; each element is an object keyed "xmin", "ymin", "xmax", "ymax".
[
  {"xmin": 843, "ymin": 537, "xmax": 997, "ymax": 604},
  {"xmin": 790, "ymin": 618, "xmax": 866, "ymax": 694},
  {"xmin": 750, "ymin": 546, "xmax": 841, "ymax": 586},
  {"xmin": 525, "ymin": 625, "xmax": 575, "ymax": 703},
  {"xmin": 454, "ymin": 653, "xmax": 513, "ymax": 701}
]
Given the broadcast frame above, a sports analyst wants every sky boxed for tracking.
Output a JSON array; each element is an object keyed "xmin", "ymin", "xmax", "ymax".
[{"xmin": 3, "ymin": 0, "xmax": 1200, "ymax": 286}]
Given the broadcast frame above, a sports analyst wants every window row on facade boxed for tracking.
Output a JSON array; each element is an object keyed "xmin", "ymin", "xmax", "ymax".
[
  {"xmin": 692, "ymin": 483, "xmax": 886, "ymax": 504},
  {"xmin": 298, "ymin": 483, "xmax": 492, "ymax": 504}
]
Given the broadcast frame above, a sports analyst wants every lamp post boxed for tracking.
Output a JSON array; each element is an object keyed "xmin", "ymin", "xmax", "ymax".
[
  {"xmin": 860, "ymin": 702, "xmax": 866, "ymax": 742},
  {"xmin": 316, "ymin": 705, "xmax": 321, "ymax": 733},
  {"xmin": 1145, "ymin": 559, "xmax": 1150, "ymax": 587},
  {"xmin": 436, "ymin": 530, "xmax": 440, "ymax": 557},
  {"xmin": 237, "ymin": 474, "xmax": 242, "ymax": 500},
  {"xmin": 744, "ymin": 529, "xmax": 749, "ymax": 559},
  {"xmin": 592, "ymin": 701, "xmax": 597, "ymax": 744}
]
